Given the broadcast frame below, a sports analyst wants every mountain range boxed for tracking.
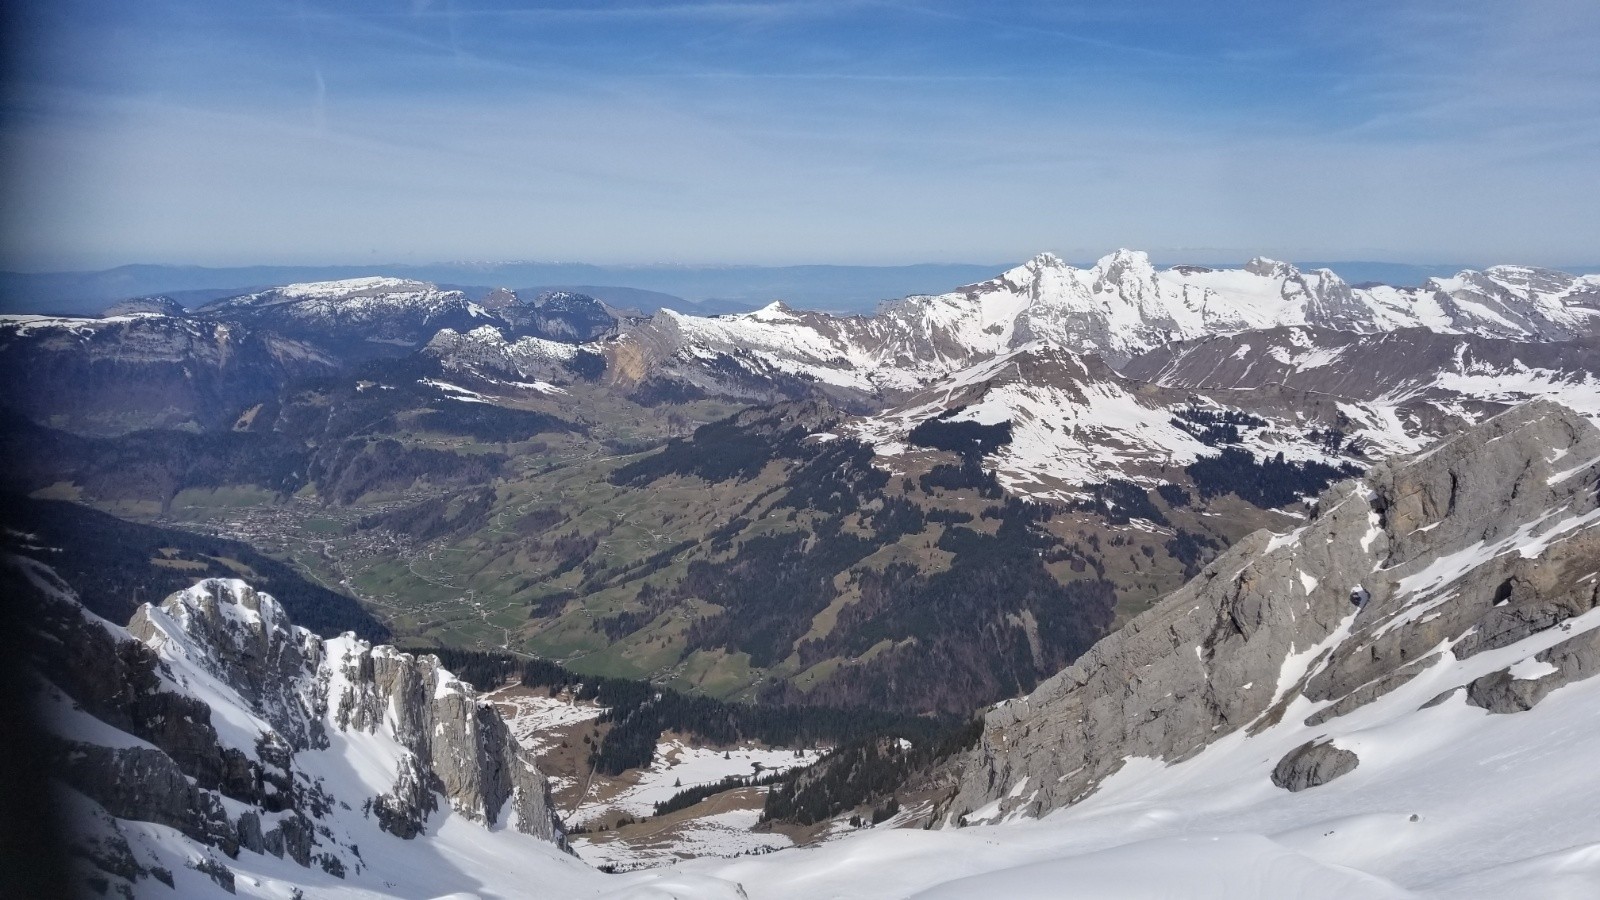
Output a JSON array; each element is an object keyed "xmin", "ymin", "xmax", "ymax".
[
  {"xmin": 5, "ymin": 248, "xmax": 1600, "ymax": 896},
  {"xmin": 9, "ymin": 256, "xmax": 1596, "ymax": 318},
  {"xmin": 14, "ymin": 401, "xmax": 1600, "ymax": 898}
]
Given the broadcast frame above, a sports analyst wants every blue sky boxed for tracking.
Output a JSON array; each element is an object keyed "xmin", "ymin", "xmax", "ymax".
[{"xmin": 3, "ymin": 1, "xmax": 1597, "ymax": 270}]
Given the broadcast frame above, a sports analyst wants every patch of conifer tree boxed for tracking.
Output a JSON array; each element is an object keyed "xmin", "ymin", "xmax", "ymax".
[
  {"xmin": 1169, "ymin": 406, "xmax": 1268, "ymax": 446},
  {"xmin": 794, "ymin": 501, "xmax": 1116, "ymax": 714},
  {"xmin": 1155, "ymin": 482, "xmax": 1191, "ymax": 507},
  {"xmin": 510, "ymin": 656, "xmax": 950, "ymax": 776},
  {"xmin": 308, "ymin": 438, "xmax": 506, "ymax": 505},
  {"xmin": 1164, "ymin": 528, "xmax": 1222, "ymax": 579},
  {"xmin": 760, "ymin": 719, "xmax": 981, "ymax": 826},
  {"xmin": 906, "ymin": 410, "xmax": 1014, "ymax": 457},
  {"xmin": 411, "ymin": 401, "xmax": 578, "ymax": 443},
  {"xmin": 563, "ymin": 349, "xmax": 608, "ymax": 381},
  {"xmin": 651, "ymin": 770, "xmax": 786, "ymax": 817},
  {"xmin": 1186, "ymin": 447, "xmax": 1361, "ymax": 508},
  {"xmin": 357, "ymin": 487, "xmax": 497, "ymax": 542},
  {"xmin": 628, "ymin": 378, "xmax": 707, "ymax": 407},
  {"xmin": 0, "ymin": 412, "xmax": 309, "ymax": 506},
  {"xmin": 1072, "ymin": 479, "xmax": 1169, "ymax": 526},
  {"xmin": 917, "ymin": 457, "xmax": 1003, "ymax": 498}
]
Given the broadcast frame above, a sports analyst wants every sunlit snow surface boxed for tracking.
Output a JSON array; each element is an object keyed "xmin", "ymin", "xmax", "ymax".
[
  {"xmin": 562, "ymin": 741, "xmax": 806, "ymax": 869},
  {"xmin": 573, "ymin": 808, "xmax": 791, "ymax": 872},
  {"xmin": 660, "ymin": 625, "xmax": 1600, "ymax": 899}
]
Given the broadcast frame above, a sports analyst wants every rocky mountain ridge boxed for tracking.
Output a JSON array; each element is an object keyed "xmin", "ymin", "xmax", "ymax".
[
  {"xmin": 6, "ymin": 254, "xmax": 1597, "ymax": 440},
  {"xmin": 14, "ymin": 563, "xmax": 568, "ymax": 897},
  {"xmin": 942, "ymin": 400, "xmax": 1600, "ymax": 823},
  {"xmin": 1124, "ymin": 326, "xmax": 1600, "ymax": 418}
]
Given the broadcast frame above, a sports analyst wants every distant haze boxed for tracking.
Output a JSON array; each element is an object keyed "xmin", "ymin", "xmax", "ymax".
[{"xmin": 7, "ymin": 257, "xmax": 1598, "ymax": 318}]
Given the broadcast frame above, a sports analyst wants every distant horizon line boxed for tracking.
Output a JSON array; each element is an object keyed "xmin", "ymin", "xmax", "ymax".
[{"xmin": 9, "ymin": 254, "xmax": 1600, "ymax": 278}]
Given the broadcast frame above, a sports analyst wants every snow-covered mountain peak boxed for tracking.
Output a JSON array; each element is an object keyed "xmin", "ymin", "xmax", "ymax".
[
  {"xmin": 991, "ymin": 251, "xmax": 1075, "ymax": 292},
  {"xmin": 612, "ymin": 250, "xmax": 1596, "ymax": 406},
  {"xmin": 204, "ymin": 277, "xmax": 475, "ymax": 316},
  {"xmin": 1089, "ymin": 249, "xmax": 1162, "ymax": 310},
  {"xmin": 425, "ymin": 325, "xmax": 581, "ymax": 384},
  {"xmin": 129, "ymin": 578, "xmax": 328, "ymax": 753},
  {"xmin": 194, "ymin": 276, "xmax": 497, "ymax": 348},
  {"xmin": 21, "ymin": 562, "xmax": 574, "ymax": 898},
  {"xmin": 747, "ymin": 299, "xmax": 804, "ymax": 322},
  {"xmin": 104, "ymin": 295, "xmax": 189, "ymax": 317},
  {"xmin": 1092, "ymin": 247, "xmax": 1156, "ymax": 276},
  {"xmin": 161, "ymin": 577, "xmax": 295, "ymax": 639}
]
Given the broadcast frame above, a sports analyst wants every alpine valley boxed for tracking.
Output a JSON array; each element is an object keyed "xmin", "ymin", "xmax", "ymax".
[{"xmin": 6, "ymin": 250, "xmax": 1600, "ymax": 898}]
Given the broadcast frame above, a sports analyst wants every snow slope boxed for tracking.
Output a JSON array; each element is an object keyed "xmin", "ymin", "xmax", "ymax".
[
  {"xmin": 658, "ymin": 605, "xmax": 1600, "ymax": 899},
  {"xmin": 849, "ymin": 343, "xmax": 1373, "ymax": 499}
]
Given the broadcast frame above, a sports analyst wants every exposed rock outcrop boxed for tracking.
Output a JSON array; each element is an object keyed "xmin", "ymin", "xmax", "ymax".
[
  {"xmin": 1456, "ymin": 624, "xmax": 1600, "ymax": 714},
  {"xmin": 129, "ymin": 579, "xmax": 328, "ymax": 752},
  {"xmin": 327, "ymin": 637, "xmax": 561, "ymax": 837}
]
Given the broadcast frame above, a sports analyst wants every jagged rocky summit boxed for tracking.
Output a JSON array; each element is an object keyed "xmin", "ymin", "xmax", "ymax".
[
  {"xmin": 15, "ymin": 566, "xmax": 570, "ymax": 897},
  {"xmin": 945, "ymin": 399, "xmax": 1600, "ymax": 822}
]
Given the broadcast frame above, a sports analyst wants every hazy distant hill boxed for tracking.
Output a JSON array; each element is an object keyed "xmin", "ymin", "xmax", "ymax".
[{"xmin": 0, "ymin": 261, "xmax": 1010, "ymax": 316}]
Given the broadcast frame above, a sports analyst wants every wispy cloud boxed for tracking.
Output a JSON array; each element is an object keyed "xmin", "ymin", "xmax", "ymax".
[{"xmin": 2, "ymin": 0, "xmax": 1597, "ymax": 269}]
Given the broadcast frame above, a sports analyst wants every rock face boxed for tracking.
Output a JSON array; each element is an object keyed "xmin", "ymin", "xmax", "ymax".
[
  {"xmin": 13, "ymin": 562, "xmax": 566, "ymax": 897},
  {"xmin": 326, "ymin": 638, "xmax": 558, "ymax": 835},
  {"xmin": 1121, "ymin": 326, "xmax": 1600, "ymax": 452},
  {"xmin": 129, "ymin": 580, "xmax": 327, "ymax": 752},
  {"xmin": 0, "ymin": 313, "xmax": 335, "ymax": 435},
  {"xmin": 943, "ymin": 400, "xmax": 1600, "ymax": 823}
]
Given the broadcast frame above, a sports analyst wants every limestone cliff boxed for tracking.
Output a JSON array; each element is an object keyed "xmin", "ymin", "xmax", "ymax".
[{"xmin": 944, "ymin": 400, "xmax": 1600, "ymax": 822}]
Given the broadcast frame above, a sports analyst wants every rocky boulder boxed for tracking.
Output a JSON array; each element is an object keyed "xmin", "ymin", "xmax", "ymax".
[{"xmin": 1270, "ymin": 740, "xmax": 1360, "ymax": 792}]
